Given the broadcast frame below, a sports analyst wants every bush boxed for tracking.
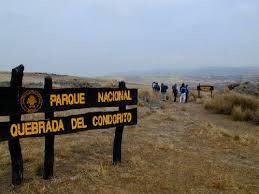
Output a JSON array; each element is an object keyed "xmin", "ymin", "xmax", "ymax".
[
  {"xmin": 138, "ymin": 90, "xmax": 161, "ymax": 108},
  {"xmin": 231, "ymin": 106, "xmax": 254, "ymax": 121},
  {"xmin": 204, "ymin": 92, "xmax": 259, "ymax": 122},
  {"xmin": 188, "ymin": 91, "xmax": 198, "ymax": 102}
]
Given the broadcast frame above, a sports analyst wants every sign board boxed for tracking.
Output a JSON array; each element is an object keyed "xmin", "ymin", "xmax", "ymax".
[
  {"xmin": 197, "ymin": 85, "xmax": 214, "ymax": 98},
  {"xmin": 0, "ymin": 87, "xmax": 138, "ymax": 116},
  {"xmin": 0, "ymin": 64, "xmax": 138, "ymax": 185},
  {"xmin": 197, "ymin": 85, "xmax": 214, "ymax": 92},
  {"xmin": 0, "ymin": 108, "xmax": 137, "ymax": 142}
]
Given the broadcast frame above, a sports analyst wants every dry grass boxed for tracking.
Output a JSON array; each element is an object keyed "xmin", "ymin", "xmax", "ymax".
[
  {"xmin": 188, "ymin": 91, "xmax": 198, "ymax": 102},
  {"xmin": 204, "ymin": 91, "xmax": 259, "ymax": 121},
  {"xmin": 139, "ymin": 90, "xmax": 160, "ymax": 101},
  {"xmin": 138, "ymin": 90, "xmax": 162, "ymax": 108},
  {"xmin": 231, "ymin": 105, "xmax": 254, "ymax": 121},
  {"xmin": 1, "ymin": 74, "xmax": 259, "ymax": 193},
  {"xmin": 1, "ymin": 99, "xmax": 259, "ymax": 193}
]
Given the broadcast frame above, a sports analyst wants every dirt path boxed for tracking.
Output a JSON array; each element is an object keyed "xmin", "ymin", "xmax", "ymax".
[{"xmin": 136, "ymin": 102, "xmax": 259, "ymax": 193}]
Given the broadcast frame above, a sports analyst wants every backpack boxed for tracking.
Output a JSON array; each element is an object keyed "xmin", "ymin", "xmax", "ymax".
[
  {"xmin": 161, "ymin": 85, "xmax": 168, "ymax": 93},
  {"xmin": 180, "ymin": 87, "xmax": 186, "ymax": 94},
  {"xmin": 156, "ymin": 85, "xmax": 160, "ymax": 91}
]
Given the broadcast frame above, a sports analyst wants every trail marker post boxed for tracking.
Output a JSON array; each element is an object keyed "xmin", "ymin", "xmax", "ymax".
[
  {"xmin": 43, "ymin": 76, "xmax": 55, "ymax": 179},
  {"xmin": 8, "ymin": 65, "xmax": 24, "ymax": 185},
  {"xmin": 197, "ymin": 84, "xmax": 214, "ymax": 98},
  {"xmin": 113, "ymin": 81, "xmax": 126, "ymax": 164}
]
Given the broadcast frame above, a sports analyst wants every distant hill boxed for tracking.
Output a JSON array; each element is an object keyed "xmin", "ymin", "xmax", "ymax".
[
  {"xmin": 110, "ymin": 66, "xmax": 259, "ymax": 77},
  {"xmin": 105, "ymin": 66, "xmax": 259, "ymax": 90},
  {"xmin": 192, "ymin": 66, "xmax": 259, "ymax": 77}
]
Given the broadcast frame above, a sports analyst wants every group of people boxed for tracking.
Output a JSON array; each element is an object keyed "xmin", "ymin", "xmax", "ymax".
[
  {"xmin": 152, "ymin": 82, "xmax": 189, "ymax": 103},
  {"xmin": 172, "ymin": 83, "xmax": 189, "ymax": 103}
]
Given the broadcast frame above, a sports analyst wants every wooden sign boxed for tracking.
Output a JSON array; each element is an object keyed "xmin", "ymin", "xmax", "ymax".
[
  {"xmin": 0, "ymin": 108, "xmax": 137, "ymax": 142},
  {"xmin": 197, "ymin": 85, "xmax": 214, "ymax": 92},
  {"xmin": 0, "ymin": 65, "xmax": 138, "ymax": 185},
  {"xmin": 197, "ymin": 84, "xmax": 214, "ymax": 98},
  {"xmin": 0, "ymin": 87, "xmax": 138, "ymax": 116}
]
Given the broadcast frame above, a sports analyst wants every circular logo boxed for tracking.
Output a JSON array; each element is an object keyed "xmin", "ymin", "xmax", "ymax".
[{"xmin": 20, "ymin": 90, "xmax": 43, "ymax": 113}]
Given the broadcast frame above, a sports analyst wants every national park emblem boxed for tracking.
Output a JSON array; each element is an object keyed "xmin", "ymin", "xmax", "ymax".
[{"xmin": 20, "ymin": 90, "xmax": 43, "ymax": 113}]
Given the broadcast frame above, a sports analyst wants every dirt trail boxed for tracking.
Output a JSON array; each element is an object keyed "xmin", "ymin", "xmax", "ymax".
[{"xmin": 136, "ymin": 101, "xmax": 259, "ymax": 192}]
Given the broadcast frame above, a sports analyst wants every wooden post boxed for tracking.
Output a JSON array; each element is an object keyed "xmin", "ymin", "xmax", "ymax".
[
  {"xmin": 197, "ymin": 84, "xmax": 201, "ymax": 98},
  {"xmin": 8, "ymin": 64, "xmax": 24, "ymax": 185},
  {"xmin": 210, "ymin": 86, "xmax": 214, "ymax": 98},
  {"xmin": 43, "ymin": 76, "xmax": 55, "ymax": 179},
  {"xmin": 113, "ymin": 81, "xmax": 126, "ymax": 164}
]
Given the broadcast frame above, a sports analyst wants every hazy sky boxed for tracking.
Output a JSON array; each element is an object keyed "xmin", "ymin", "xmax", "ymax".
[{"xmin": 0, "ymin": 0, "xmax": 259, "ymax": 76}]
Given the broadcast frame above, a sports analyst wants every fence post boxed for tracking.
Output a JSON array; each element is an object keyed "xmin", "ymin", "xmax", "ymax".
[
  {"xmin": 43, "ymin": 76, "xmax": 55, "ymax": 179},
  {"xmin": 197, "ymin": 84, "xmax": 201, "ymax": 98},
  {"xmin": 8, "ymin": 64, "xmax": 24, "ymax": 185},
  {"xmin": 113, "ymin": 81, "xmax": 126, "ymax": 164}
]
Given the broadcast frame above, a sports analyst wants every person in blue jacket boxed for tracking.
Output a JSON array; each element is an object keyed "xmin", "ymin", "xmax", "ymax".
[
  {"xmin": 179, "ymin": 83, "xmax": 186, "ymax": 103},
  {"xmin": 152, "ymin": 82, "xmax": 160, "ymax": 92}
]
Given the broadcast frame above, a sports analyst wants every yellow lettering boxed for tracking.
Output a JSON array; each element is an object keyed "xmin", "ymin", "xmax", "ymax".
[
  {"xmin": 62, "ymin": 94, "xmax": 68, "ymax": 105},
  {"xmin": 71, "ymin": 117, "xmax": 87, "ymax": 129},
  {"xmin": 93, "ymin": 116, "xmax": 98, "ymax": 126},
  {"xmin": 68, "ymin": 94, "xmax": 73, "ymax": 105},
  {"xmin": 8, "ymin": 119, "xmax": 65, "ymax": 138},
  {"xmin": 78, "ymin": 117, "xmax": 87, "ymax": 128},
  {"xmin": 98, "ymin": 92, "xmax": 104, "ymax": 103},
  {"xmin": 79, "ymin": 93, "xmax": 85, "ymax": 104},
  {"xmin": 25, "ymin": 122, "xmax": 32, "ymax": 135},
  {"xmin": 46, "ymin": 121, "xmax": 52, "ymax": 133},
  {"xmin": 50, "ymin": 94, "xmax": 56, "ymax": 106},
  {"xmin": 91, "ymin": 112, "xmax": 132, "ymax": 127},
  {"xmin": 10, "ymin": 124, "xmax": 18, "ymax": 137},
  {"xmin": 59, "ymin": 119, "xmax": 64, "ymax": 131},
  {"xmin": 18, "ymin": 124, "xmax": 25, "ymax": 136},
  {"xmin": 38, "ymin": 121, "xmax": 45, "ymax": 134},
  {"xmin": 71, "ymin": 118, "xmax": 77, "ymax": 129},
  {"xmin": 97, "ymin": 90, "xmax": 133, "ymax": 103},
  {"xmin": 127, "ymin": 90, "xmax": 132, "ymax": 100},
  {"xmin": 56, "ymin": 95, "xmax": 62, "ymax": 106},
  {"xmin": 50, "ymin": 93, "xmax": 86, "ymax": 106},
  {"xmin": 119, "ymin": 91, "xmax": 124, "ymax": 100},
  {"xmin": 127, "ymin": 113, "xmax": 132, "ymax": 122},
  {"xmin": 52, "ymin": 120, "xmax": 58, "ymax": 132}
]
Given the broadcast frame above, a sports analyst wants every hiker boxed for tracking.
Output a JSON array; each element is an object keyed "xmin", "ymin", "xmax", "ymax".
[
  {"xmin": 172, "ymin": 84, "xmax": 178, "ymax": 102},
  {"xmin": 152, "ymin": 82, "xmax": 160, "ymax": 92},
  {"xmin": 161, "ymin": 83, "xmax": 168, "ymax": 101},
  {"xmin": 185, "ymin": 84, "xmax": 189, "ymax": 103},
  {"xmin": 179, "ymin": 83, "xmax": 186, "ymax": 103}
]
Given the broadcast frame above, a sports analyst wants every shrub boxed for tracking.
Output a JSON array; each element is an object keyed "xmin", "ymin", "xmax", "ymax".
[
  {"xmin": 231, "ymin": 105, "xmax": 254, "ymax": 121},
  {"xmin": 204, "ymin": 92, "xmax": 259, "ymax": 122},
  {"xmin": 188, "ymin": 91, "xmax": 198, "ymax": 102},
  {"xmin": 138, "ymin": 90, "xmax": 161, "ymax": 108},
  {"xmin": 139, "ymin": 90, "xmax": 152, "ymax": 102}
]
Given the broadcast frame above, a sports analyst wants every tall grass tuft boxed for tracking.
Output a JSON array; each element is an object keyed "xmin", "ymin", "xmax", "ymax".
[
  {"xmin": 204, "ymin": 91, "xmax": 259, "ymax": 122},
  {"xmin": 138, "ymin": 90, "xmax": 162, "ymax": 108},
  {"xmin": 231, "ymin": 105, "xmax": 254, "ymax": 121}
]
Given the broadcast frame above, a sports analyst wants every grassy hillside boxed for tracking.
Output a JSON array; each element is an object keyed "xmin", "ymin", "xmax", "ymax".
[
  {"xmin": 0, "ymin": 73, "xmax": 259, "ymax": 193},
  {"xmin": 204, "ymin": 91, "xmax": 259, "ymax": 122}
]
